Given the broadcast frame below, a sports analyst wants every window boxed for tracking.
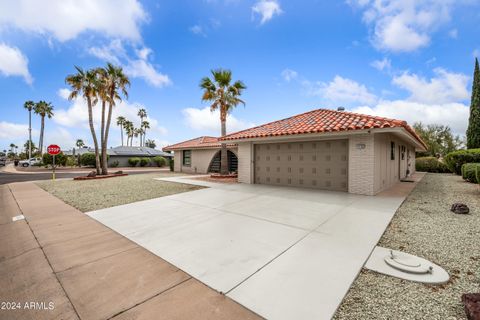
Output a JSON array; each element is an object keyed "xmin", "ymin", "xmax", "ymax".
[
  {"xmin": 183, "ymin": 150, "xmax": 191, "ymax": 166},
  {"xmin": 390, "ymin": 142, "xmax": 395, "ymax": 160}
]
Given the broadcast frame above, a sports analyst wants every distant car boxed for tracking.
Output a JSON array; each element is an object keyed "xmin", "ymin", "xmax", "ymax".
[
  {"xmin": 18, "ymin": 157, "xmax": 42, "ymax": 167},
  {"xmin": 0, "ymin": 157, "xmax": 6, "ymax": 166}
]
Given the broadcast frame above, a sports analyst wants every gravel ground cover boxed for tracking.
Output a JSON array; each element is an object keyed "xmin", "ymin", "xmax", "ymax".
[
  {"xmin": 334, "ymin": 173, "xmax": 480, "ymax": 320},
  {"xmin": 37, "ymin": 173, "xmax": 204, "ymax": 212}
]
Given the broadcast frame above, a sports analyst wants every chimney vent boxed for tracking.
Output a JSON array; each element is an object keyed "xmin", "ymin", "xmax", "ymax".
[{"xmin": 337, "ymin": 106, "xmax": 345, "ymax": 111}]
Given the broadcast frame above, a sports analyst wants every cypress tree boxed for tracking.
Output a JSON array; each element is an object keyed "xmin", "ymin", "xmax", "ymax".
[{"xmin": 467, "ymin": 58, "xmax": 480, "ymax": 149}]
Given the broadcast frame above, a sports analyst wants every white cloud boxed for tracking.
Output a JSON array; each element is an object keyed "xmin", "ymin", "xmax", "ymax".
[
  {"xmin": 190, "ymin": 25, "xmax": 206, "ymax": 37},
  {"xmin": 281, "ymin": 68, "xmax": 298, "ymax": 82},
  {"xmin": 252, "ymin": 0, "xmax": 282, "ymax": 24},
  {"xmin": 0, "ymin": 121, "xmax": 38, "ymax": 141},
  {"xmin": 53, "ymin": 95, "xmax": 167, "ymax": 140},
  {"xmin": 182, "ymin": 107, "xmax": 254, "ymax": 134},
  {"xmin": 349, "ymin": 0, "xmax": 456, "ymax": 52},
  {"xmin": 0, "ymin": 0, "xmax": 147, "ymax": 42},
  {"xmin": 370, "ymin": 57, "xmax": 391, "ymax": 71},
  {"xmin": 448, "ymin": 28, "xmax": 458, "ymax": 39},
  {"xmin": 57, "ymin": 88, "xmax": 71, "ymax": 100},
  {"xmin": 88, "ymin": 40, "xmax": 171, "ymax": 87},
  {"xmin": 305, "ymin": 76, "xmax": 378, "ymax": 105},
  {"xmin": 392, "ymin": 68, "xmax": 469, "ymax": 104},
  {"xmin": 352, "ymin": 101, "xmax": 468, "ymax": 135},
  {"xmin": 0, "ymin": 43, "xmax": 32, "ymax": 84}
]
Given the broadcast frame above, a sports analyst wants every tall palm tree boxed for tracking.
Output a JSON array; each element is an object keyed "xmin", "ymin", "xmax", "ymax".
[
  {"xmin": 66, "ymin": 67, "xmax": 101, "ymax": 175},
  {"xmin": 24, "ymin": 100, "xmax": 35, "ymax": 159},
  {"xmin": 75, "ymin": 139, "xmax": 85, "ymax": 167},
  {"xmin": 134, "ymin": 128, "xmax": 142, "ymax": 146},
  {"xmin": 9, "ymin": 143, "xmax": 15, "ymax": 154},
  {"xmin": 137, "ymin": 108, "xmax": 147, "ymax": 145},
  {"xmin": 34, "ymin": 101, "xmax": 54, "ymax": 155},
  {"xmin": 116, "ymin": 116, "xmax": 126, "ymax": 146},
  {"xmin": 141, "ymin": 120, "xmax": 150, "ymax": 146},
  {"xmin": 124, "ymin": 121, "xmax": 134, "ymax": 146},
  {"xmin": 200, "ymin": 69, "xmax": 246, "ymax": 174},
  {"xmin": 100, "ymin": 63, "xmax": 130, "ymax": 175}
]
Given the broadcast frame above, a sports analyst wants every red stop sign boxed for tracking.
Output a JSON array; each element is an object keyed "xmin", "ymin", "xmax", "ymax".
[{"xmin": 47, "ymin": 144, "xmax": 61, "ymax": 155}]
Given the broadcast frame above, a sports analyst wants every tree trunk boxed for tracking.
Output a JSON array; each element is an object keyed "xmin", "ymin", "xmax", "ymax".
[
  {"xmin": 87, "ymin": 98, "xmax": 101, "ymax": 175},
  {"xmin": 120, "ymin": 127, "xmax": 124, "ymax": 146},
  {"xmin": 100, "ymin": 101, "xmax": 106, "ymax": 174},
  {"xmin": 220, "ymin": 118, "xmax": 228, "ymax": 175},
  {"xmin": 102, "ymin": 100, "xmax": 114, "ymax": 175},
  {"xmin": 39, "ymin": 116, "xmax": 45, "ymax": 155},
  {"xmin": 28, "ymin": 110, "xmax": 32, "ymax": 159}
]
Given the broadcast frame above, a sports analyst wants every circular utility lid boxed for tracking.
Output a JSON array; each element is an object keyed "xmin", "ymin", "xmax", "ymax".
[{"xmin": 384, "ymin": 250, "xmax": 433, "ymax": 274}]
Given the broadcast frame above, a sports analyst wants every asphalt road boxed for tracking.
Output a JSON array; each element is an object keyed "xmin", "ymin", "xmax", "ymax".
[{"xmin": 0, "ymin": 168, "xmax": 162, "ymax": 185}]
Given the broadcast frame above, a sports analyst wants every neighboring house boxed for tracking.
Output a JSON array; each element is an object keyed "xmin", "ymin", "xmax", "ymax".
[
  {"xmin": 163, "ymin": 136, "xmax": 238, "ymax": 174},
  {"xmin": 65, "ymin": 146, "xmax": 173, "ymax": 167},
  {"xmin": 164, "ymin": 108, "xmax": 426, "ymax": 195}
]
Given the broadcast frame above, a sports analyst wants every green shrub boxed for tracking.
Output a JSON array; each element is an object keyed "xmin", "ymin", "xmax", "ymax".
[
  {"xmin": 415, "ymin": 157, "xmax": 449, "ymax": 173},
  {"xmin": 461, "ymin": 163, "xmax": 480, "ymax": 183},
  {"xmin": 65, "ymin": 156, "xmax": 76, "ymax": 167},
  {"xmin": 128, "ymin": 157, "xmax": 140, "ymax": 167},
  {"xmin": 110, "ymin": 160, "xmax": 119, "ymax": 168},
  {"xmin": 476, "ymin": 166, "xmax": 480, "ymax": 185},
  {"xmin": 80, "ymin": 153, "xmax": 96, "ymax": 167},
  {"xmin": 139, "ymin": 157, "xmax": 151, "ymax": 167},
  {"xmin": 444, "ymin": 149, "xmax": 480, "ymax": 175},
  {"xmin": 152, "ymin": 156, "xmax": 166, "ymax": 167},
  {"xmin": 169, "ymin": 158, "xmax": 174, "ymax": 171},
  {"xmin": 42, "ymin": 152, "xmax": 67, "ymax": 166}
]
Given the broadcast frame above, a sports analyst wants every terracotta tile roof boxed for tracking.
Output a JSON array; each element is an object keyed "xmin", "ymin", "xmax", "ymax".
[
  {"xmin": 220, "ymin": 108, "xmax": 426, "ymax": 149},
  {"xmin": 163, "ymin": 136, "xmax": 236, "ymax": 151}
]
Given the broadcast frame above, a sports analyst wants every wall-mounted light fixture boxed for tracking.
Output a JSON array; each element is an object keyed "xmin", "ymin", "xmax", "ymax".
[{"xmin": 356, "ymin": 143, "xmax": 366, "ymax": 150}]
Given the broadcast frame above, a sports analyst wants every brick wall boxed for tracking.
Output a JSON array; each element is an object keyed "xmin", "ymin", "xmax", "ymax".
[
  {"xmin": 348, "ymin": 134, "xmax": 375, "ymax": 195},
  {"xmin": 237, "ymin": 142, "xmax": 253, "ymax": 183}
]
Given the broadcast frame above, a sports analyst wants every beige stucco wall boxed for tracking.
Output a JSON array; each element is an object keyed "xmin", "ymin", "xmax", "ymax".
[
  {"xmin": 373, "ymin": 133, "xmax": 416, "ymax": 194},
  {"xmin": 174, "ymin": 147, "xmax": 237, "ymax": 174},
  {"xmin": 237, "ymin": 142, "xmax": 254, "ymax": 183},
  {"xmin": 348, "ymin": 134, "xmax": 375, "ymax": 195}
]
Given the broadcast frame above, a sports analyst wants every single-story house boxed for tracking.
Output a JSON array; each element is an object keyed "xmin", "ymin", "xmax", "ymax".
[
  {"xmin": 65, "ymin": 146, "xmax": 173, "ymax": 167},
  {"xmin": 163, "ymin": 108, "xmax": 426, "ymax": 195}
]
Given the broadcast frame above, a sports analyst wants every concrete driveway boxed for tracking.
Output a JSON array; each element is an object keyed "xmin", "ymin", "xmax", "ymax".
[{"xmin": 87, "ymin": 175, "xmax": 421, "ymax": 320}]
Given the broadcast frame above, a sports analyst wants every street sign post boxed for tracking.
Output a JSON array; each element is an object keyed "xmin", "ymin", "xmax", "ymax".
[{"xmin": 47, "ymin": 144, "xmax": 61, "ymax": 181}]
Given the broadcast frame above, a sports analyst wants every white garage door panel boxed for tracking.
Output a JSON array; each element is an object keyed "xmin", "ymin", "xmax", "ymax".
[{"xmin": 254, "ymin": 140, "xmax": 348, "ymax": 191}]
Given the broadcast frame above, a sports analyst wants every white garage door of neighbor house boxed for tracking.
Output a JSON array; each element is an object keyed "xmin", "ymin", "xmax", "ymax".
[{"xmin": 254, "ymin": 140, "xmax": 348, "ymax": 191}]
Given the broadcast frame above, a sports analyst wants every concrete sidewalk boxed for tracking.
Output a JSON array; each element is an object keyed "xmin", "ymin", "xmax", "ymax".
[{"xmin": 0, "ymin": 183, "xmax": 260, "ymax": 320}]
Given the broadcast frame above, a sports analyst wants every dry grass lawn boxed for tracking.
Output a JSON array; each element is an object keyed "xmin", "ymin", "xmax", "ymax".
[{"xmin": 37, "ymin": 172, "xmax": 204, "ymax": 212}]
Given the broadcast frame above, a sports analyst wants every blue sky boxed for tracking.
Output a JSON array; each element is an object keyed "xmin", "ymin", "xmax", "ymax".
[{"xmin": 0, "ymin": 0, "xmax": 479, "ymax": 153}]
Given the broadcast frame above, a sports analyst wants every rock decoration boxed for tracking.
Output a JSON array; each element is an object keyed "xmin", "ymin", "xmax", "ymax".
[{"xmin": 451, "ymin": 203, "xmax": 470, "ymax": 214}]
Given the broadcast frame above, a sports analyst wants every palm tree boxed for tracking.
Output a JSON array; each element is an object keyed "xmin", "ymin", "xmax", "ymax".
[
  {"xmin": 134, "ymin": 128, "xmax": 142, "ymax": 146},
  {"xmin": 116, "ymin": 116, "xmax": 126, "ymax": 146},
  {"xmin": 24, "ymin": 100, "xmax": 35, "ymax": 159},
  {"xmin": 75, "ymin": 139, "xmax": 85, "ymax": 167},
  {"xmin": 100, "ymin": 63, "xmax": 130, "ymax": 174},
  {"xmin": 145, "ymin": 139, "xmax": 156, "ymax": 148},
  {"xmin": 141, "ymin": 120, "xmax": 150, "ymax": 146},
  {"xmin": 34, "ymin": 101, "xmax": 54, "ymax": 155},
  {"xmin": 200, "ymin": 69, "xmax": 246, "ymax": 174},
  {"xmin": 137, "ymin": 108, "xmax": 147, "ymax": 145},
  {"xmin": 124, "ymin": 121, "xmax": 134, "ymax": 146},
  {"xmin": 66, "ymin": 67, "xmax": 101, "ymax": 175},
  {"xmin": 9, "ymin": 143, "xmax": 15, "ymax": 155}
]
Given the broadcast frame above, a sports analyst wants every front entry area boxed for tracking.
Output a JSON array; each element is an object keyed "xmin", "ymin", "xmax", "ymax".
[
  {"xmin": 208, "ymin": 150, "xmax": 238, "ymax": 173},
  {"xmin": 254, "ymin": 140, "xmax": 348, "ymax": 191}
]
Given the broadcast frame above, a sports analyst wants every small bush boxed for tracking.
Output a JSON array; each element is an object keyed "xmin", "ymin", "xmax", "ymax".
[
  {"xmin": 152, "ymin": 156, "xmax": 166, "ymax": 167},
  {"xmin": 65, "ymin": 156, "xmax": 76, "ymax": 167},
  {"xmin": 80, "ymin": 153, "xmax": 96, "ymax": 167},
  {"xmin": 42, "ymin": 152, "xmax": 67, "ymax": 166},
  {"xmin": 128, "ymin": 157, "xmax": 140, "ymax": 167},
  {"xmin": 461, "ymin": 163, "xmax": 480, "ymax": 183},
  {"xmin": 444, "ymin": 149, "xmax": 480, "ymax": 175},
  {"xmin": 169, "ymin": 158, "xmax": 174, "ymax": 171},
  {"xmin": 415, "ymin": 157, "xmax": 449, "ymax": 173},
  {"xmin": 139, "ymin": 157, "xmax": 151, "ymax": 167},
  {"xmin": 110, "ymin": 160, "xmax": 119, "ymax": 168}
]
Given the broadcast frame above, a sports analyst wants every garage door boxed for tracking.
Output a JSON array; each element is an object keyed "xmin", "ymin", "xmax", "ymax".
[{"xmin": 254, "ymin": 140, "xmax": 348, "ymax": 191}]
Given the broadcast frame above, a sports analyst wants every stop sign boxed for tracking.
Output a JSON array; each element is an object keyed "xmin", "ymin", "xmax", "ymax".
[{"xmin": 47, "ymin": 144, "xmax": 61, "ymax": 155}]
